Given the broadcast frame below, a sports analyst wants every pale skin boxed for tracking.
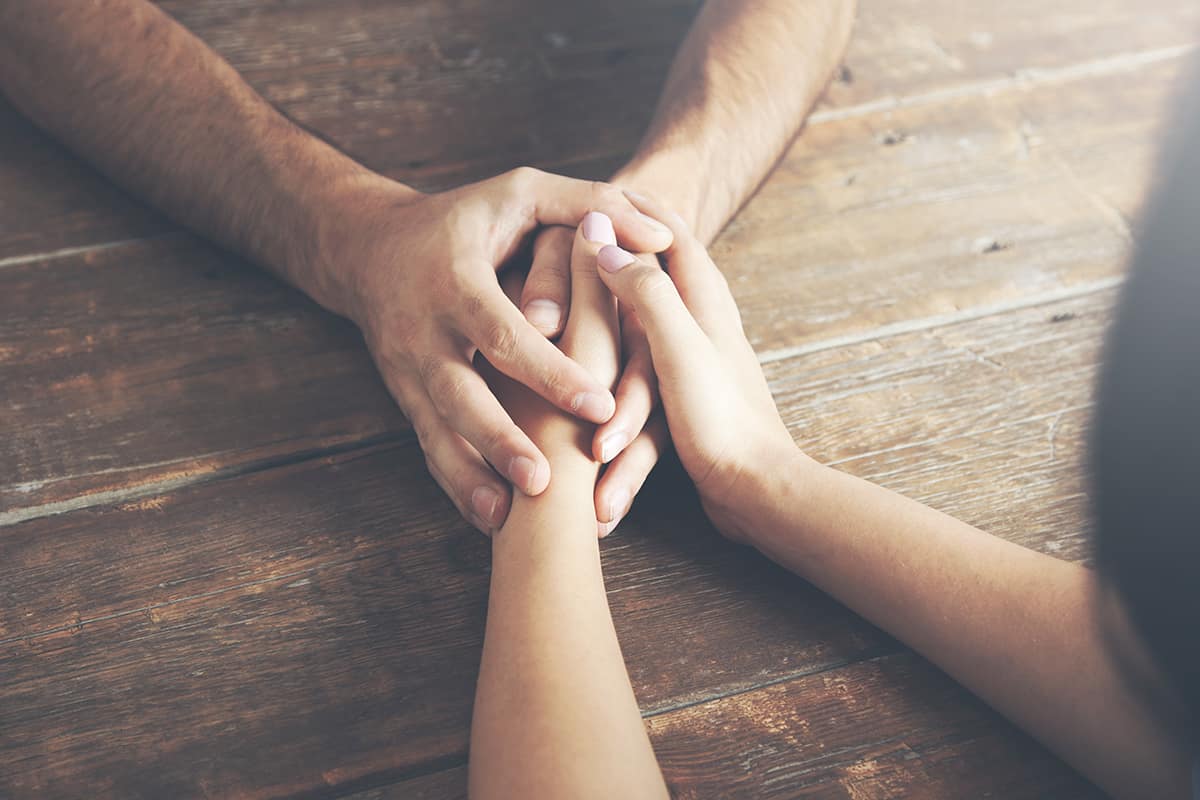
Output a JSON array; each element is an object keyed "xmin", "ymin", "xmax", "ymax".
[
  {"xmin": 470, "ymin": 211, "xmax": 667, "ymax": 799},
  {"xmin": 469, "ymin": 204, "xmax": 1192, "ymax": 799},
  {"xmin": 0, "ymin": 0, "xmax": 855, "ymax": 535}
]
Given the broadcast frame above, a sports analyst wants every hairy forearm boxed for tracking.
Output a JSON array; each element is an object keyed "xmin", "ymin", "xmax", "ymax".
[
  {"xmin": 615, "ymin": 0, "xmax": 855, "ymax": 242},
  {"xmin": 469, "ymin": 445, "xmax": 666, "ymax": 799},
  {"xmin": 0, "ymin": 0, "xmax": 402, "ymax": 314},
  {"xmin": 741, "ymin": 453, "xmax": 1189, "ymax": 799}
]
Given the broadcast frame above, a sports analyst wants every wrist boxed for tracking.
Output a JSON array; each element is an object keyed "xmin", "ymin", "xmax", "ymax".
[
  {"xmin": 290, "ymin": 162, "xmax": 423, "ymax": 321},
  {"xmin": 611, "ymin": 151, "xmax": 706, "ymax": 241},
  {"xmin": 717, "ymin": 444, "xmax": 822, "ymax": 547},
  {"xmin": 613, "ymin": 144, "xmax": 733, "ymax": 246}
]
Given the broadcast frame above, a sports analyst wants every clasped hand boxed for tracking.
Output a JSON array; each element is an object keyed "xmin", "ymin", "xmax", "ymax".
[
  {"xmin": 485, "ymin": 195, "xmax": 800, "ymax": 544},
  {"xmin": 331, "ymin": 167, "xmax": 795, "ymax": 540}
]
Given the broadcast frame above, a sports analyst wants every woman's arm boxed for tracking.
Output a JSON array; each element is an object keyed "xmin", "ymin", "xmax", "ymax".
[
  {"xmin": 592, "ymin": 198, "xmax": 1192, "ymax": 800},
  {"xmin": 468, "ymin": 214, "xmax": 668, "ymax": 800}
]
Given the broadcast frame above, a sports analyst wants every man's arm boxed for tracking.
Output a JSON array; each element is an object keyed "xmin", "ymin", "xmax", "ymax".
[
  {"xmin": 615, "ymin": 0, "xmax": 856, "ymax": 244},
  {"xmin": 0, "ymin": 0, "xmax": 371, "ymax": 314},
  {"xmin": 0, "ymin": 0, "xmax": 675, "ymax": 535}
]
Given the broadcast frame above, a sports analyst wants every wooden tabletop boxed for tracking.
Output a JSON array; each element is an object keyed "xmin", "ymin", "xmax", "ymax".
[{"xmin": 2, "ymin": 1, "xmax": 1196, "ymax": 797}]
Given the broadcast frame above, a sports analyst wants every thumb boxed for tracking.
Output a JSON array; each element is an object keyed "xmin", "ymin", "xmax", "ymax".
[{"xmin": 595, "ymin": 244, "xmax": 717, "ymax": 393}]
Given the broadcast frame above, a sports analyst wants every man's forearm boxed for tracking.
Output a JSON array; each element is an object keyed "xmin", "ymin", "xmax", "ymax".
[
  {"xmin": 0, "ymin": 0, "xmax": 402, "ymax": 315},
  {"xmin": 615, "ymin": 0, "xmax": 855, "ymax": 243}
]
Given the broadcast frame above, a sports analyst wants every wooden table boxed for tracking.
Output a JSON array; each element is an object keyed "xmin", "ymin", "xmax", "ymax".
[{"xmin": 2, "ymin": 1, "xmax": 1195, "ymax": 797}]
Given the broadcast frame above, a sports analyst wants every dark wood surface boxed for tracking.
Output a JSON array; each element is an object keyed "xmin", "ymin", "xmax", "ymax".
[{"xmin": 2, "ymin": 1, "xmax": 1195, "ymax": 797}]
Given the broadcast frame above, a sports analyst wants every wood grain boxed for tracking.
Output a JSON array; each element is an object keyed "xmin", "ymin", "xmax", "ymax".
[
  {"xmin": 0, "ymin": 290, "xmax": 1111, "ymax": 798},
  {"xmin": 0, "ymin": 235, "xmax": 403, "ymax": 515},
  {"xmin": 718, "ymin": 56, "xmax": 1181, "ymax": 355},
  {"xmin": 645, "ymin": 652, "xmax": 1103, "ymax": 800}
]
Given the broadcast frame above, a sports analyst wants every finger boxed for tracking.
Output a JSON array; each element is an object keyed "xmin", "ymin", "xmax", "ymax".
[
  {"xmin": 594, "ymin": 312, "xmax": 657, "ymax": 463},
  {"xmin": 420, "ymin": 351, "xmax": 552, "ymax": 496},
  {"xmin": 425, "ymin": 432, "xmax": 514, "ymax": 536},
  {"xmin": 595, "ymin": 244, "xmax": 718, "ymax": 390},
  {"xmin": 558, "ymin": 212, "xmax": 620, "ymax": 386},
  {"xmin": 377, "ymin": 364, "xmax": 512, "ymax": 532},
  {"xmin": 520, "ymin": 225, "xmax": 574, "ymax": 337},
  {"xmin": 460, "ymin": 284, "xmax": 616, "ymax": 423},
  {"xmin": 505, "ymin": 167, "xmax": 674, "ymax": 254},
  {"xmin": 595, "ymin": 415, "xmax": 671, "ymax": 536},
  {"xmin": 619, "ymin": 189, "xmax": 745, "ymax": 342}
]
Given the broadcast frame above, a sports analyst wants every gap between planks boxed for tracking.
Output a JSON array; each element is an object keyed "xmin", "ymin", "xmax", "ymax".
[
  {"xmin": 0, "ymin": 41, "xmax": 1192, "ymax": 273},
  {"xmin": 1, "ymin": 277, "xmax": 1123, "ymax": 527}
]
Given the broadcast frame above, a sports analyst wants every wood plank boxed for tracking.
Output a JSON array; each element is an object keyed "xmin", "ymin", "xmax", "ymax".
[
  {"xmin": 0, "ymin": 235, "xmax": 403, "ymax": 515},
  {"xmin": 824, "ymin": 0, "xmax": 1199, "ymax": 111},
  {"xmin": 0, "ymin": 54, "xmax": 1164, "ymax": 514},
  {"xmin": 719, "ymin": 55, "xmax": 1182, "ymax": 355},
  {"xmin": 0, "ymin": 290, "xmax": 1111, "ymax": 797},
  {"xmin": 645, "ymin": 652, "xmax": 1103, "ymax": 799}
]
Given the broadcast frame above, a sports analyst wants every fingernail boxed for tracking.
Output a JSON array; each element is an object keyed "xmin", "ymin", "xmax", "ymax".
[
  {"xmin": 572, "ymin": 390, "xmax": 615, "ymax": 423},
  {"xmin": 638, "ymin": 212, "xmax": 671, "ymax": 235},
  {"xmin": 523, "ymin": 299, "xmax": 563, "ymax": 334},
  {"xmin": 508, "ymin": 455, "xmax": 543, "ymax": 494},
  {"xmin": 606, "ymin": 488, "xmax": 631, "ymax": 524},
  {"xmin": 599, "ymin": 430, "xmax": 629, "ymax": 463},
  {"xmin": 597, "ymin": 245, "xmax": 636, "ymax": 273},
  {"xmin": 622, "ymin": 188, "xmax": 650, "ymax": 205},
  {"xmin": 581, "ymin": 211, "xmax": 616, "ymax": 245},
  {"xmin": 471, "ymin": 485, "xmax": 502, "ymax": 528}
]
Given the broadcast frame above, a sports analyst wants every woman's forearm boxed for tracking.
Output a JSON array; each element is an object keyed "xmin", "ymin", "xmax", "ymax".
[
  {"xmin": 741, "ymin": 452, "xmax": 1190, "ymax": 800},
  {"xmin": 468, "ymin": 446, "xmax": 667, "ymax": 800}
]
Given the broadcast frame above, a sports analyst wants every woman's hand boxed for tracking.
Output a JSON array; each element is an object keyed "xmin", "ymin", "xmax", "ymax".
[
  {"xmin": 324, "ymin": 169, "xmax": 670, "ymax": 535},
  {"xmin": 593, "ymin": 198, "xmax": 806, "ymax": 542}
]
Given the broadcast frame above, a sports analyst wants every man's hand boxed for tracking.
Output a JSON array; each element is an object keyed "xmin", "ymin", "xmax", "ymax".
[{"xmin": 323, "ymin": 168, "xmax": 672, "ymax": 534}]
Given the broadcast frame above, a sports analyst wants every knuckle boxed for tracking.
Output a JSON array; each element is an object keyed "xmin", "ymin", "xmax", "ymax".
[
  {"xmin": 480, "ymin": 319, "xmax": 521, "ymax": 362},
  {"xmin": 507, "ymin": 165, "xmax": 540, "ymax": 189},
  {"xmin": 417, "ymin": 352, "xmax": 442, "ymax": 386},
  {"xmin": 631, "ymin": 267, "xmax": 675, "ymax": 301},
  {"xmin": 589, "ymin": 180, "xmax": 621, "ymax": 207},
  {"xmin": 482, "ymin": 426, "xmax": 513, "ymax": 460}
]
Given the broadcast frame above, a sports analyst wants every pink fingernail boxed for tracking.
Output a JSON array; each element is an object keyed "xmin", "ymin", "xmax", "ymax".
[
  {"xmin": 597, "ymin": 245, "xmax": 636, "ymax": 273},
  {"xmin": 581, "ymin": 211, "xmax": 616, "ymax": 244}
]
